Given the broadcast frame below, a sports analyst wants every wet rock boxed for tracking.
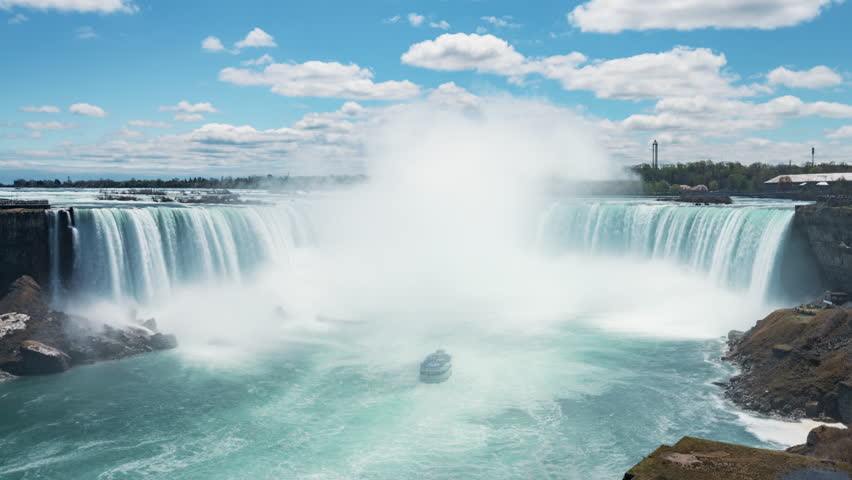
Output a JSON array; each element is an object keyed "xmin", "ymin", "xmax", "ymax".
[
  {"xmin": 805, "ymin": 401, "xmax": 822, "ymax": 418},
  {"xmin": 0, "ymin": 312, "xmax": 29, "ymax": 338},
  {"xmin": 0, "ymin": 370, "xmax": 16, "ymax": 381},
  {"xmin": 19, "ymin": 340, "xmax": 71, "ymax": 374},
  {"xmin": 728, "ymin": 330, "xmax": 745, "ymax": 344},
  {"xmin": 150, "ymin": 333, "xmax": 178, "ymax": 350},
  {"xmin": 140, "ymin": 318, "xmax": 157, "ymax": 332}
]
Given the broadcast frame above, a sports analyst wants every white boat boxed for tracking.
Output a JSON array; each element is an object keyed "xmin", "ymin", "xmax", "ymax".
[{"xmin": 419, "ymin": 349, "xmax": 452, "ymax": 383}]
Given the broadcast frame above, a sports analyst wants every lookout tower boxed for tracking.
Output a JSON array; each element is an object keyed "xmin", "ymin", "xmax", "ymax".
[{"xmin": 652, "ymin": 140, "xmax": 659, "ymax": 169}]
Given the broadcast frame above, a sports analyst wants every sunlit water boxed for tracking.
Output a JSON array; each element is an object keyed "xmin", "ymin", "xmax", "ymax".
[{"xmin": 0, "ymin": 191, "xmax": 825, "ymax": 479}]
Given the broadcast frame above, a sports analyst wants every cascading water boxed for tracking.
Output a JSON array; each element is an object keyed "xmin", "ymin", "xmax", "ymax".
[
  {"xmin": 537, "ymin": 199, "xmax": 798, "ymax": 300},
  {"xmin": 54, "ymin": 204, "xmax": 314, "ymax": 304}
]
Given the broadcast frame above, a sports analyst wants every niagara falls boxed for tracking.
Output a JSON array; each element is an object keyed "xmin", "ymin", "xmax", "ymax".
[{"xmin": 3, "ymin": 2, "xmax": 852, "ymax": 479}]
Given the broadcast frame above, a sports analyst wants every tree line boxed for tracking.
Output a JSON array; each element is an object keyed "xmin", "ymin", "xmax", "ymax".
[
  {"xmin": 632, "ymin": 161, "xmax": 852, "ymax": 195},
  {"xmin": 1, "ymin": 175, "xmax": 367, "ymax": 190}
]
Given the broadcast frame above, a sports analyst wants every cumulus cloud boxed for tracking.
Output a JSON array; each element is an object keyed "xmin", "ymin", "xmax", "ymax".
[
  {"xmin": 826, "ymin": 125, "xmax": 852, "ymax": 139},
  {"xmin": 0, "ymin": 0, "xmax": 137, "ymax": 13},
  {"xmin": 234, "ymin": 27, "xmax": 276, "ymax": 48},
  {"xmin": 427, "ymin": 82, "xmax": 481, "ymax": 109},
  {"xmin": 70, "ymin": 103, "xmax": 107, "ymax": 117},
  {"xmin": 567, "ymin": 0, "xmax": 841, "ymax": 33},
  {"xmin": 202, "ymin": 36, "xmax": 226, "ymax": 52},
  {"xmin": 403, "ymin": 35, "xmax": 751, "ymax": 101},
  {"xmin": 219, "ymin": 61, "xmax": 420, "ymax": 100},
  {"xmin": 401, "ymin": 33, "xmax": 531, "ymax": 75},
  {"xmin": 767, "ymin": 66, "xmax": 843, "ymax": 89},
  {"xmin": 128, "ymin": 120, "xmax": 172, "ymax": 128},
  {"xmin": 24, "ymin": 121, "xmax": 78, "ymax": 130},
  {"xmin": 544, "ymin": 46, "xmax": 755, "ymax": 100},
  {"xmin": 20, "ymin": 105, "xmax": 60, "ymax": 113},
  {"xmin": 407, "ymin": 12, "xmax": 425, "ymax": 26},
  {"xmin": 159, "ymin": 101, "xmax": 219, "ymax": 113}
]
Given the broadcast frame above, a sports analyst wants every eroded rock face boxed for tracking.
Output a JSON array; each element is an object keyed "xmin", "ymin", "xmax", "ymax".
[
  {"xmin": 0, "ymin": 210, "xmax": 50, "ymax": 294},
  {"xmin": 795, "ymin": 204, "xmax": 852, "ymax": 292},
  {"xmin": 788, "ymin": 425, "xmax": 852, "ymax": 464},
  {"xmin": 19, "ymin": 340, "xmax": 71, "ymax": 374}
]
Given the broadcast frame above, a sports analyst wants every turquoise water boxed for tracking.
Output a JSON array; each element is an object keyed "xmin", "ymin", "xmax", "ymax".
[
  {"xmin": 0, "ymin": 194, "xmax": 818, "ymax": 479},
  {"xmin": 0, "ymin": 326, "xmax": 773, "ymax": 480}
]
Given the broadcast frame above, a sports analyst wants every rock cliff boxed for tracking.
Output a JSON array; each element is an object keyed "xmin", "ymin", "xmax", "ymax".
[
  {"xmin": 795, "ymin": 203, "xmax": 852, "ymax": 293},
  {"xmin": 0, "ymin": 209, "xmax": 50, "ymax": 295}
]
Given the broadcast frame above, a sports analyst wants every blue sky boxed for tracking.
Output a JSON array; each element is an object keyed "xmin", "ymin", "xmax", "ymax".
[{"xmin": 1, "ymin": 0, "xmax": 851, "ymax": 181}]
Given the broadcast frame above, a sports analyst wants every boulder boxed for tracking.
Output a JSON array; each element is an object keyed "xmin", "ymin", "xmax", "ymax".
[
  {"xmin": 0, "ymin": 312, "xmax": 29, "ymax": 339},
  {"xmin": 140, "ymin": 317, "xmax": 157, "ymax": 332},
  {"xmin": 19, "ymin": 340, "xmax": 71, "ymax": 374},
  {"xmin": 0, "ymin": 370, "xmax": 16, "ymax": 381},
  {"xmin": 150, "ymin": 333, "xmax": 178, "ymax": 350}
]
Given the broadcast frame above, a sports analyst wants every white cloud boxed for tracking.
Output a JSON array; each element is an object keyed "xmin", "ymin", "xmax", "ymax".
[
  {"xmin": 159, "ymin": 101, "xmax": 219, "ymax": 113},
  {"xmin": 767, "ymin": 66, "xmax": 843, "ymax": 89},
  {"xmin": 403, "ymin": 36, "xmax": 760, "ymax": 101},
  {"xmin": 74, "ymin": 25, "xmax": 97, "ymax": 39},
  {"xmin": 382, "ymin": 15, "xmax": 401, "ymax": 24},
  {"xmin": 241, "ymin": 53, "xmax": 274, "ymax": 66},
  {"xmin": 128, "ymin": 120, "xmax": 172, "ymax": 128},
  {"xmin": 219, "ymin": 61, "xmax": 421, "ymax": 100},
  {"xmin": 401, "ymin": 33, "xmax": 530, "ymax": 75},
  {"xmin": 114, "ymin": 127, "xmax": 144, "ymax": 139},
  {"xmin": 0, "ymin": 0, "xmax": 137, "ymax": 13},
  {"xmin": 70, "ymin": 102, "xmax": 107, "ymax": 117},
  {"xmin": 407, "ymin": 12, "xmax": 425, "ymax": 26},
  {"xmin": 429, "ymin": 20, "xmax": 450, "ymax": 30},
  {"xmin": 24, "ymin": 121, "xmax": 77, "ymax": 130},
  {"xmin": 826, "ymin": 126, "xmax": 852, "ymax": 139},
  {"xmin": 543, "ymin": 46, "xmax": 754, "ymax": 100},
  {"xmin": 568, "ymin": 0, "xmax": 841, "ymax": 33},
  {"xmin": 202, "ymin": 36, "xmax": 226, "ymax": 52},
  {"xmin": 427, "ymin": 82, "xmax": 481, "ymax": 109},
  {"xmin": 234, "ymin": 27, "xmax": 276, "ymax": 49},
  {"xmin": 20, "ymin": 105, "xmax": 60, "ymax": 113},
  {"xmin": 475, "ymin": 26, "xmax": 487, "ymax": 34},
  {"xmin": 174, "ymin": 113, "xmax": 205, "ymax": 123},
  {"xmin": 480, "ymin": 16, "xmax": 520, "ymax": 28},
  {"xmin": 8, "ymin": 13, "xmax": 28, "ymax": 23}
]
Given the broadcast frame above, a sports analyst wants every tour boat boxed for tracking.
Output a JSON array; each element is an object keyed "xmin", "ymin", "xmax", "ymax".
[{"xmin": 419, "ymin": 349, "xmax": 452, "ymax": 383}]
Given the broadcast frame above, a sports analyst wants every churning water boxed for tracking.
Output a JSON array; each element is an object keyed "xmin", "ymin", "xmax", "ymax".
[{"xmin": 0, "ymin": 194, "xmax": 823, "ymax": 480}]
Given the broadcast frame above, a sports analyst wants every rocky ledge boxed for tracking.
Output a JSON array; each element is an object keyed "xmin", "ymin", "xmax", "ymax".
[
  {"xmin": 624, "ymin": 436, "xmax": 852, "ymax": 480},
  {"xmin": 722, "ymin": 301, "xmax": 852, "ymax": 422},
  {"xmin": 0, "ymin": 276, "xmax": 177, "ymax": 379}
]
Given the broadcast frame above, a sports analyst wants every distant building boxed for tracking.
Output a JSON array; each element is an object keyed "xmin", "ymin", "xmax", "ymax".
[{"xmin": 764, "ymin": 173, "xmax": 851, "ymax": 191}]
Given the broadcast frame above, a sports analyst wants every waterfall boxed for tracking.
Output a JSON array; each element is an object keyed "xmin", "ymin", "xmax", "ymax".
[
  {"xmin": 537, "ymin": 200, "xmax": 797, "ymax": 299},
  {"xmin": 56, "ymin": 204, "xmax": 313, "ymax": 304}
]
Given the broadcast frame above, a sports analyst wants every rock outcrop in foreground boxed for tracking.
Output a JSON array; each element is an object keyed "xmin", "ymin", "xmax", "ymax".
[
  {"xmin": 0, "ymin": 276, "xmax": 177, "ymax": 379},
  {"xmin": 724, "ymin": 307, "xmax": 852, "ymax": 422},
  {"xmin": 623, "ymin": 436, "xmax": 852, "ymax": 480}
]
